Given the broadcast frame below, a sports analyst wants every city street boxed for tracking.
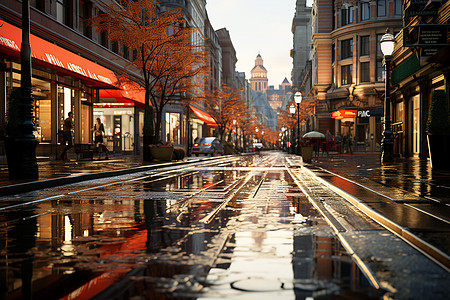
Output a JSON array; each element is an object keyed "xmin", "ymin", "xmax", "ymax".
[{"xmin": 0, "ymin": 152, "xmax": 449, "ymax": 299}]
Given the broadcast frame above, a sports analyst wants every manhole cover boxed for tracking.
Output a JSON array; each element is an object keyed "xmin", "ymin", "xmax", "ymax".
[{"xmin": 231, "ymin": 278, "xmax": 282, "ymax": 292}]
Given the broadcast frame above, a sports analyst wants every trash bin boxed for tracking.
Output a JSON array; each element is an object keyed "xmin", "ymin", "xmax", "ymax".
[{"xmin": 301, "ymin": 146, "xmax": 313, "ymax": 163}]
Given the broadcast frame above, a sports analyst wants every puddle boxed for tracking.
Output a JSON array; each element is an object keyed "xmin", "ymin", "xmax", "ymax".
[{"xmin": 0, "ymin": 155, "xmax": 382, "ymax": 299}]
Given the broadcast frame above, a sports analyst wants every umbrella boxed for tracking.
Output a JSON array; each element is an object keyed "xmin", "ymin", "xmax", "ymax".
[{"xmin": 303, "ymin": 131, "xmax": 325, "ymax": 138}]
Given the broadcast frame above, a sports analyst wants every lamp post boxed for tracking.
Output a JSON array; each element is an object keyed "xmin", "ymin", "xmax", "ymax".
[
  {"xmin": 281, "ymin": 127, "xmax": 286, "ymax": 151},
  {"xmin": 7, "ymin": 0, "xmax": 39, "ymax": 179},
  {"xmin": 289, "ymin": 104, "xmax": 295, "ymax": 154},
  {"xmin": 380, "ymin": 29, "xmax": 395, "ymax": 164},
  {"xmin": 294, "ymin": 92, "xmax": 302, "ymax": 155}
]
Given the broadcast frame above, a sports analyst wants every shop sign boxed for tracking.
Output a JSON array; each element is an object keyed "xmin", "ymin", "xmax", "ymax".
[
  {"xmin": 332, "ymin": 110, "xmax": 356, "ymax": 119},
  {"xmin": 357, "ymin": 110, "xmax": 384, "ymax": 118},
  {"xmin": 0, "ymin": 20, "xmax": 116, "ymax": 86},
  {"xmin": 94, "ymin": 103, "xmax": 134, "ymax": 108}
]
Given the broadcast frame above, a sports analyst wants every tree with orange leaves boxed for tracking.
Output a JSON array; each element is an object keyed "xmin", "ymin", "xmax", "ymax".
[
  {"xmin": 89, "ymin": 0, "xmax": 208, "ymax": 158},
  {"xmin": 202, "ymin": 84, "xmax": 245, "ymax": 141}
]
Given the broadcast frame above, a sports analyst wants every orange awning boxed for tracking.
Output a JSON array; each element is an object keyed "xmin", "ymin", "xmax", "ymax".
[
  {"xmin": 99, "ymin": 85, "xmax": 147, "ymax": 109},
  {"xmin": 190, "ymin": 105, "xmax": 218, "ymax": 127},
  {"xmin": 0, "ymin": 20, "xmax": 117, "ymax": 88}
]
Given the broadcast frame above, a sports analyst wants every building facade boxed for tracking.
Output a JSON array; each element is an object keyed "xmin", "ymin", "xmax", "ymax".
[
  {"xmin": 308, "ymin": 0, "xmax": 402, "ymax": 152},
  {"xmin": 291, "ymin": 0, "xmax": 312, "ymax": 92},
  {"xmin": 0, "ymin": 0, "xmax": 146, "ymax": 158},
  {"xmin": 390, "ymin": 0, "xmax": 450, "ymax": 158}
]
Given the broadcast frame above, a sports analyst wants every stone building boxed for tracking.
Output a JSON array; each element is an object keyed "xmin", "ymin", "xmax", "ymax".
[
  {"xmin": 307, "ymin": 0, "xmax": 402, "ymax": 152},
  {"xmin": 249, "ymin": 54, "xmax": 269, "ymax": 94}
]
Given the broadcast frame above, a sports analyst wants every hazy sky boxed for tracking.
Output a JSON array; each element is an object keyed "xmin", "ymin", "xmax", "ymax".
[{"xmin": 206, "ymin": 0, "xmax": 297, "ymax": 88}]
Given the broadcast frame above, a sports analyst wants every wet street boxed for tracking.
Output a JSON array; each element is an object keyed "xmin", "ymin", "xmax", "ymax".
[{"xmin": 0, "ymin": 152, "xmax": 448, "ymax": 299}]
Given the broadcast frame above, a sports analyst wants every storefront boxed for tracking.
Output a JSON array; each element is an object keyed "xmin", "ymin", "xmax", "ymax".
[
  {"xmin": 189, "ymin": 105, "xmax": 218, "ymax": 139},
  {"xmin": 332, "ymin": 109, "xmax": 383, "ymax": 152},
  {"xmin": 0, "ymin": 20, "xmax": 119, "ymax": 157}
]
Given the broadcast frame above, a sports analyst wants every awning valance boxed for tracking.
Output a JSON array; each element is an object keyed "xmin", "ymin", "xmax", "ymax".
[{"xmin": 190, "ymin": 105, "xmax": 218, "ymax": 127}]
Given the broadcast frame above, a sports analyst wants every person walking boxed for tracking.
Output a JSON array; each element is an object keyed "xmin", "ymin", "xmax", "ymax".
[
  {"xmin": 92, "ymin": 117, "xmax": 109, "ymax": 159},
  {"xmin": 61, "ymin": 112, "xmax": 73, "ymax": 160},
  {"xmin": 347, "ymin": 133, "xmax": 353, "ymax": 154}
]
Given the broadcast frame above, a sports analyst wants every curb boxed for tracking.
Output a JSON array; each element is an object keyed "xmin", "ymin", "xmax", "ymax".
[{"xmin": 0, "ymin": 155, "xmax": 237, "ymax": 197}]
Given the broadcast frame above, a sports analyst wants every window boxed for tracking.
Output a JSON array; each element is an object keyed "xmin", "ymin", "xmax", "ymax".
[
  {"xmin": 377, "ymin": 0, "xmax": 386, "ymax": 17},
  {"xmin": 123, "ymin": 46, "xmax": 129, "ymax": 60},
  {"xmin": 79, "ymin": 0, "xmax": 91, "ymax": 38},
  {"xmin": 111, "ymin": 41, "xmax": 119, "ymax": 54},
  {"xmin": 341, "ymin": 39, "xmax": 353, "ymax": 59},
  {"xmin": 332, "ymin": 43, "xmax": 335, "ymax": 63},
  {"xmin": 360, "ymin": 36, "xmax": 370, "ymax": 56},
  {"xmin": 341, "ymin": 65, "xmax": 352, "ymax": 85},
  {"xmin": 56, "ymin": 0, "xmax": 70, "ymax": 26},
  {"xmin": 341, "ymin": 7, "xmax": 353, "ymax": 26},
  {"xmin": 361, "ymin": 2, "xmax": 370, "ymax": 21},
  {"xmin": 360, "ymin": 62, "xmax": 370, "ymax": 82},
  {"xmin": 394, "ymin": 0, "xmax": 403, "ymax": 16},
  {"xmin": 376, "ymin": 33, "xmax": 384, "ymax": 81},
  {"xmin": 31, "ymin": 0, "xmax": 45, "ymax": 12}
]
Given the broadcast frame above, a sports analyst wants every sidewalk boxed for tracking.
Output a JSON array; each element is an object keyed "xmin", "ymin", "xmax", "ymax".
[{"xmin": 309, "ymin": 152, "xmax": 450, "ymax": 204}]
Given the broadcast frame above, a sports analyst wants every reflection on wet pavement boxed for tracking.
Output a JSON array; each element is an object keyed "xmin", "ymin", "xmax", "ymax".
[{"xmin": 0, "ymin": 153, "xmax": 379, "ymax": 299}]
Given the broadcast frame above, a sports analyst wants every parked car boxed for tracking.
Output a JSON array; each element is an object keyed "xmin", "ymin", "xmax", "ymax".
[
  {"xmin": 192, "ymin": 137, "xmax": 224, "ymax": 156},
  {"xmin": 247, "ymin": 143, "xmax": 263, "ymax": 152}
]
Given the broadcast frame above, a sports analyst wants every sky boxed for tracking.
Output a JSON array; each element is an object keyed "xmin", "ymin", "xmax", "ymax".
[{"xmin": 206, "ymin": 0, "xmax": 298, "ymax": 88}]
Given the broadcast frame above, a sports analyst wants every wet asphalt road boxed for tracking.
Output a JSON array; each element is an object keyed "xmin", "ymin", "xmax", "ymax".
[{"xmin": 0, "ymin": 152, "xmax": 448, "ymax": 299}]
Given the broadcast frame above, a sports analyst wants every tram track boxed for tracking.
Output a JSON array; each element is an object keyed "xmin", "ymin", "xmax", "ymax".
[{"xmin": 285, "ymin": 157, "xmax": 450, "ymax": 273}]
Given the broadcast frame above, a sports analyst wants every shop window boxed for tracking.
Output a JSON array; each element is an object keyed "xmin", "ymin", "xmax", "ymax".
[
  {"xmin": 341, "ymin": 64, "xmax": 352, "ymax": 85},
  {"xmin": 165, "ymin": 112, "xmax": 180, "ymax": 144},
  {"xmin": 377, "ymin": 0, "xmax": 386, "ymax": 17},
  {"xmin": 360, "ymin": 36, "xmax": 370, "ymax": 56},
  {"xmin": 361, "ymin": 2, "xmax": 370, "ymax": 21},
  {"xmin": 341, "ymin": 39, "xmax": 353, "ymax": 60},
  {"xmin": 32, "ymin": 79, "xmax": 52, "ymax": 142},
  {"xmin": 57, "ymin": 0, "xmax": 70, "ymax": 26},
  {"xmin": 360, "ymin": 62, "xmax": 370, "ymax": 82}
]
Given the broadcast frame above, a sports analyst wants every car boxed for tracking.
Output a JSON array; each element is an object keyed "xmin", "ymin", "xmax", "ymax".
[
  {"xmin": 192, "ymin": 137, "xmax": 224, "ymax": 156},
  {"xmin": 248, "ymin": 143, "xmax": 263, "ymax": 152}
]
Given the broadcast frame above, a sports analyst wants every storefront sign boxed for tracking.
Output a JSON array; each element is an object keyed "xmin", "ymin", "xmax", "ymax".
[
  {"xmin": 332, "ymin": 110, "xmax": 357, "ymax": 119},
  {"xmin": 357, "ymin": 110, "xmax": 384, "ymax": 118},
  {"xmin": 94, "ymin": 103, "xmax": 134, "ymax": 108},
  {"xmin": 0, "ymin": 20, "xmax": 117, "ymax": 87}
]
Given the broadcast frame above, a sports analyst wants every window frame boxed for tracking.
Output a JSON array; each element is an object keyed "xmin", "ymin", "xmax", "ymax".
[
  {"xmin": 341, "ymin": 39, "xmax": 353, "ymax": 60},
  {"xmin": 341, "ymin": 64, "xmax": 353, "ymax": 86}
]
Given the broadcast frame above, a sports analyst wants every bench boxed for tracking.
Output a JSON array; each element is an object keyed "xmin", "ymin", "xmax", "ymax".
[{"xmin": 74, "ymin": 144, "xmax": 106, "ymax": 160}]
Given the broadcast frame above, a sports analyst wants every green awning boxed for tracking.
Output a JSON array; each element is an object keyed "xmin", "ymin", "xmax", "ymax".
[{"xmin": 391, "ymin": 54, "xmax": 421, "ymax": 86}]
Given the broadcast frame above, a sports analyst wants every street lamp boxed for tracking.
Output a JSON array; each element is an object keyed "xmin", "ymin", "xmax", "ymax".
[
  {"xmin": 294, "ymin": 92, "xmax": 302, "ymax": 155},
  {"xmin": 282, "ymin": 127, "xmax": 286, "ymax": 151},
  {"xmin": 380, "ymin": 29, "xmax": 395, "ymax": 164}
]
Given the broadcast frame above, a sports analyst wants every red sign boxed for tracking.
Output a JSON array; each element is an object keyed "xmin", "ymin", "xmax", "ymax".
[
  {"xmin": 0, "ymin": 20, "xmax": 117, "ymax": 87},
  {"xmin": 94, "ymin": 103, "xmax": 134, "ymax": 108},
  {"xmin": 332, "ymin": 110, "xmax": 357, "ymax": 119}
]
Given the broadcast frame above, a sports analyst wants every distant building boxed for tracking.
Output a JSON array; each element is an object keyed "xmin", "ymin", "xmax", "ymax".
[
  {"xmin": 266, "ymin": 78, "xmax": 292, "ymax": 112},
  {"xmin": 249, "ymin": 54, "xmax": 268, "ymax": 94}
]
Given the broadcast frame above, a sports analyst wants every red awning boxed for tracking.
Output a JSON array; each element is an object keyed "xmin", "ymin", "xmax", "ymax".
[
  {"xmin": 190, "ymin": 105, "xmax": 218, "ymax": 127},
  {"xmin": 0, "ymin": 20, "xmax": 117, "ymax": 88},
  {"xmin": 99, "ymin": 85, "xmax": 147, "ymax": 109}
]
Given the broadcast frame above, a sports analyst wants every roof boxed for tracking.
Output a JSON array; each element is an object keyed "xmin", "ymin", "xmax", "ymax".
[{"xmin": 282, "ymin": 77, "xmax": 290, "ymax": 84}]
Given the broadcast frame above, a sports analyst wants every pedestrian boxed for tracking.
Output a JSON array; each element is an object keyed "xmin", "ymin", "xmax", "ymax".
[
  {"xmin": 61, "ymin": 112, "xmax": 73, "ymax": 160},
  {"xmin": 92, "ymin": 117, "xmax": 110, "ymax": 158},
  {"xmin": 347, "ymin": 133, "xmax": 353, "ymax": 154}
]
